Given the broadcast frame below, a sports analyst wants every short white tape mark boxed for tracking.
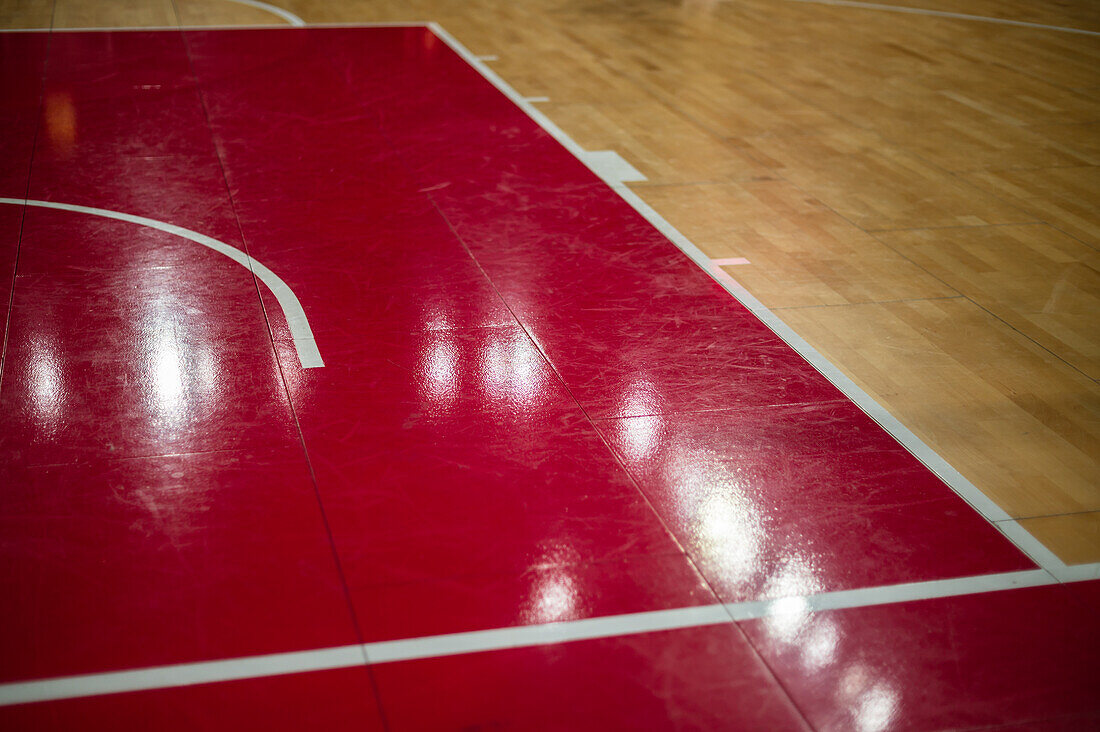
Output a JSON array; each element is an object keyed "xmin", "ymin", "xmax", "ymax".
[
  {"xmin": 222, "ymin": 0, "xmax": 305, "ymax": 27},
  {"xmin": 711, "ymin": 257, "xmax": 751, "ymax": 266},
  {"xmin": 580, "ymin": 150, "xmax": 647, "ymax": 185},
  {"xmin": 0, "ymin": 198, "xmax": 323, "ymax": 368},
  {"xmin": 523, "ymin": 96, "xmax": 550, "ymax": 103}
]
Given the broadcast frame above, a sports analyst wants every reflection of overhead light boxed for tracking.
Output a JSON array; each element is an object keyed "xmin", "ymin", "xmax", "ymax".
[
  {"xmin": 856, "ymin": 683, "xmax": 900, "ymax": 732},
  {"xmin": 762, "ymin": 578, "xmax": 838, "ymax": 670},
  {"xmin": 44, "ymin": 91, "xmax": 77, "ymax": 158},
  {"xmin": 765, "ymin": 596, "xmax": 811, "ymax": 644},
  {"xmin": 801, "ymin": 619, "xmax": 839, "ymax": 671},
  {"xmin": 151, "ymin": 333, "xmax": 185, "ymax": 423},
  {"xmin": 143, "ymin": 292, "xmax": 205, "ymax": 431},
  {"xmin": 618, "ymin": 414, "xmax": 663, "ymax": 461},
  {"xmin": 526, "ymin": 569, "xmax": 577, "ymax": 624},
  {"xmin": 765, "ymin": 556, "xmax": 823, "ymax": 600},
  {"xmin": 482, "ymin": 333, "xmax": 547, "ymax": 404},
  {"xmin": 618, "ymin": 376, "xmax": 660, "ymax": 418},
  {"xmin": 28, "ymin": 335, "xmax": 63, "ymax": 423},
  {"xmin": 695, "ymin": 491, "xmax": 764, "ymax": 580},
  {"xmin": 838, "ymin": 665, "xmax": 901, "ymax": 732},
  {"xmin": 419, "ymin": 336, "xmax": 459, "ymax": 407},
  {"xmin": 840, "ymin": 664, "xmax": 871, "ymax": 700}
]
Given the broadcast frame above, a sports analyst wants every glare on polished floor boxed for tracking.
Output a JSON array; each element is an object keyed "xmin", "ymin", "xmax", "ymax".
[{"xmin": 0, "ymin": 2, "xmax": 1098, "ymax": 730}]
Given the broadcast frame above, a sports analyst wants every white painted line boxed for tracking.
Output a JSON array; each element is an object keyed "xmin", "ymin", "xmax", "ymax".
[
  {"xmin": 426, "ymin": 22, "xmax": 1100, "ymax": 582},
  {"xmin": 784, "ymin": 0, "xmax": 1100, "ymax": 37},
  {"xmin": 523, "ymin": 96, "xmax": 550, "ymax": 103},
  {"xmin": 726, "ymin": 570, "xmax": 1052, "ymax": 619},
  {"xmin": 0, "ymin": 645, "xmax": 366, "ymax": 707},
  {"xmin": 364, "ymin": 604, "xmax": 731, "ymax": 664},
  {"xmin": 477, "ymin": 54, "xmax": 498, "ymax": 61},
  {"xmin": 0, "ymin": 569, "xmax": 1057, "ymax": 707},
  {"xmin": 580, "ymin": 150, "xmax": 647, "ymax": 186},
  {"xmin": 222, "ymin": 0, "xmax": 305, "ymax": 27},
  {"xmin": 711, "ymin": 257, "xmax": 751, "ymax": 266},
  {"xmin": 0, "ymin": 198, "xmax": 324, "ymax": 368}
]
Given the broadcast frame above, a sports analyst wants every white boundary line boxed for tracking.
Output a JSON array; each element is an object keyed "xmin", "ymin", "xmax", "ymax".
[
  {"xmin": 424, "ymin": 23, "xmax": 1100, "ymax": 583},
  {"xmin": 0, "ymin": 569, "xmax": 1052, "ymax": 706},
  {"xmin": 783, "ymin": 0, "xmax": 1100, "ymax": 37},
  {"xmin": 222, "ymin": 0, "xmax": 304, "ymax": 27},
  {"xmin": 0, "ymin": 198, "xmax": 324, "ymax": 368}
]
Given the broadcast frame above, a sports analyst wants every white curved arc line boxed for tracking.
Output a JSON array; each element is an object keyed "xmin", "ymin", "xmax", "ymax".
[
  {"xmin": 784, "ymin": 0, "xmax": 1100, "ymax": 37},
  {"xmin": 222, "ymin": 0, "xmax": 305, "ymax": 27},
  {"xmin": 0, "ymin": 198, "xmax": 324, "ymax": 368}
]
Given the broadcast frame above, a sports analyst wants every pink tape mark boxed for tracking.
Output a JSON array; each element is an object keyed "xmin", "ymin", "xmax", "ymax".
[
  {"xmin": 709, "ymin": 264, "xmax": 749, "ymax": 294},
  {"xmin": 711, "ymin": 257, "xmax": 750, "ymax": 266}
]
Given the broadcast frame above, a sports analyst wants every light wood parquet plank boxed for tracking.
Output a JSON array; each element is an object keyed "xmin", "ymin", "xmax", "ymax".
[
  {"xmin": 1017, "ymin": 511, "xmax": 1100, "ymax": 565},
  {"xmin": 963, "ymin": 166, "xmax": 1100, "ymax": 246},
  {"xmin": 51, "ymin": 0, "xmax": 177, "ymax": 27},
  {"xmin": 174, "ymin": 0, "xmax": 281, "ymax": 26},
  {"xmin": 640, "ymin": 181, "xmax": 959, "ymax": 308},
  {"xmin": 875, "ymin": 224, "xmax": 1100, "ymax": 379},
  {"xmin": 777, "ymin": 298, "xmax": 1100, "ymax": 519},
  {"xmin": 0, "ymin": 0, "xmax": 52, "ymax": 27}
]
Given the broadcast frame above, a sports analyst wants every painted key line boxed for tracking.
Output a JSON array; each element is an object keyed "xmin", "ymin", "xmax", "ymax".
[
  {"xmin": 0, "ymin": 569, "xmax": 1053, "ymax": 706},
  {"xmin": 0, "ymin": 198, "xmax": 324, "ymax": 368}
]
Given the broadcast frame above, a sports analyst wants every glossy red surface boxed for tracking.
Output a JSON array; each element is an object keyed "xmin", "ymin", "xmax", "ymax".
[
  {"xmin": 739, "ymin": 584, "xmax": 1100, "ymax": 731},
  {"xmin": 351, "ymin": 553, "xmax": 718, "ymax": 642},
  {"xmin": 1067, "ymin": 578, "xmax": 1100, "ymax": 611},
  {"xmin": 0, "ymin": 25, "xmax": 1084, "ymax": 729},
  {"xmin": 0, "ymin": 206, "xmax": 20, "ymax": 346},
  {"xmin": 0, "ymin": 667, "xmax": 384, "ymax": 731},
  {"xmin": 372, "ymin": 624, "xmax": 811, "ymax": 731},
  {"xmin": 0, "ymin": 450, "xmax": 358, "ymax": 682},
  {"xmin": 0, "ymin": 256, "xmax": 296, "ymax": 467},
  {"xmin": 0, "ymin": 34, "xmax": 45, "ymax": 195},
  {"xmin": 597, "ymin": 403, "xmax": 1034, "ymax": 601}
]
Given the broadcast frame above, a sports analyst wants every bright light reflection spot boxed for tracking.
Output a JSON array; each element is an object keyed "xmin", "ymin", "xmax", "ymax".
[
  {"xmin": 802, "ymin": 620, "xmax": 839, "ymax": 671},
  {"xmin": 765, "ymin": 557, "xmax": 824, "ymax": 600},
  {"xmin": 44, "ymin": 91, "xmax": 77, "ymax": 158},
  {"xmin": 28, "ymin": 335, "xmax": 64, "ymax": 425},
  {"xmin": 419, "ymin": 336, "xmax": 459, "ymax": 407},
  {"xmin": 418, "ymin": 297, "xmax": 460, "ymax": 332},
  {"xmin": 619, "ymin": 413, "xmax": 663, "ymax": 462},
  {"xmin": 618, "ymin": 376, "xmax": 660, "ymax": 418},
  {"xmin": 482, "ymin": 335, "xmax": 546, "ymax": 404},
  {"xmin": 694, "ymin": 491, "xmax": 764, "ymax": 581},
  {"xmin": 154, "ymin": 340, "xmax": 184, "ymax": 405},
  {"xmin": 527, "ymin": 570, "xmax": 578, "ymax": 624},
  {"xmin": 765, "ymin": 596, "xmax": 811, "ymax": 644},
  {"xmin": 856, "ymin": 683, "xmax": 900, "ymax": 732},
  {"xmin": 143, "ymin": 293, "xmax": 213, "ymax": 431}
]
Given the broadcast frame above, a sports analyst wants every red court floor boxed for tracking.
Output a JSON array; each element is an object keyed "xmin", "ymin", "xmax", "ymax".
[{"xmin": 0, "ymin": 26, "xmax": 1098, "ymax": 731}]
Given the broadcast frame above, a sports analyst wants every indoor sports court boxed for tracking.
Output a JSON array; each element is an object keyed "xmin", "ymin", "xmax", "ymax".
[{"xmin": 0, "ymin": 1, "xmax": 1097, "ymax": 730}]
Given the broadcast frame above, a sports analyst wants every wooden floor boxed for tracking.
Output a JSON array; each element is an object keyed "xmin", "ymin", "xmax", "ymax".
[{"xmin": 3, "ymin": 0, "xmax": 1098, "ymax": 565}]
